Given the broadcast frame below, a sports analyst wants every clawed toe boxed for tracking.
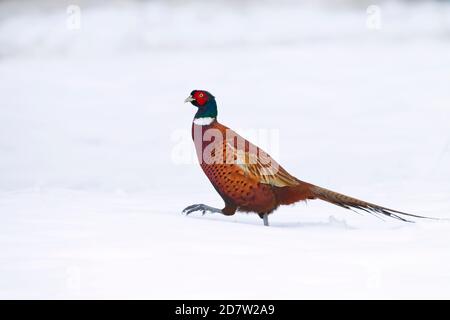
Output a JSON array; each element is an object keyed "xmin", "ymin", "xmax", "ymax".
[
  {"xmin": 182, "ymin": 204, "xmax": 221, "ymax": 215},
  {"xmin": 182, "ymin": 204, "xmax": 198, "ymax": 215},
  {"xmin": 182, "ymin": 204, "xmax": 201, "ymax": 214},
  {"xmin": 182, "ymin": 204, "xmax": 206, "ymax": 215}
]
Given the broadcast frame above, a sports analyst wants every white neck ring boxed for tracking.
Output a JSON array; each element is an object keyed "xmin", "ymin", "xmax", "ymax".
[{"xmin": 193, "ymin": 117, "xmax": 215, "ymax": 125}]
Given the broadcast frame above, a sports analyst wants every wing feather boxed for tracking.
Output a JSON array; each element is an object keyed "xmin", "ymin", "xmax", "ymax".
[{"xmin": 224, "ymin": 139, "xmax": 300, "ymax": 187}]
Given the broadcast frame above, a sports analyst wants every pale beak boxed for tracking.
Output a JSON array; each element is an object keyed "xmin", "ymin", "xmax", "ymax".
[{"xmin": 184, "ymin": 95, "xmax": 195, "ymax": 103}]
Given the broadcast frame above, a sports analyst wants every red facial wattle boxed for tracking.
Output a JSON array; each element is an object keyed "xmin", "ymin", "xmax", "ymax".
[{"xmin": 193, "ymin": 91, "xmax": 208, "ymax": 106}]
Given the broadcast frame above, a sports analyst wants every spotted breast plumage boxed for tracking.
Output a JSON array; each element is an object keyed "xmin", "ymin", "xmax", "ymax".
[{"xmin": 182, "ymin": 90, "xmax": 430, "ymax": 226}]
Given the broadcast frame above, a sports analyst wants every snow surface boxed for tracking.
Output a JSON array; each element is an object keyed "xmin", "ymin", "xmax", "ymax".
[{"xmin": 1, "ymin": 0, "xmax": 450, "ymax": 299}]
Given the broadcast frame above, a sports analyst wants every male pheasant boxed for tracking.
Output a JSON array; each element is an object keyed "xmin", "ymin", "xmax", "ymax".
[{"xmin": 182, "ymin": 90, "xmax": 428, "ymax": 226}]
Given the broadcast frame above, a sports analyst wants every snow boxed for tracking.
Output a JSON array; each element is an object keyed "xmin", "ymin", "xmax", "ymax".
[{"xmin": 1, "ymin": 0, "xmax": 450, "ymax": 299}]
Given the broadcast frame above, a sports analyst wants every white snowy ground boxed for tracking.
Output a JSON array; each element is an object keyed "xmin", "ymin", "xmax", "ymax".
[{"xmin": 1, "ymin": 0, "xmax": 450, "ymax": 299}]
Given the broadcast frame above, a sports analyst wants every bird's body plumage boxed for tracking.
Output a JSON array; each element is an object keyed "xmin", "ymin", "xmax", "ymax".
[{"xmin": 191, "ymin": 119, "xmax": 315, "ymax": 217}]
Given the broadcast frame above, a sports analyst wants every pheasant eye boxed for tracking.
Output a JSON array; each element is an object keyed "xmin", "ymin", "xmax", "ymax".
[{"xmin": 199, "ymin": 93, "xmax": 204, "ymax": 98}]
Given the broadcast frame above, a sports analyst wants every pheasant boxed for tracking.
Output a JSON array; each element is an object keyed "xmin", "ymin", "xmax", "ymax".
[{"xmin": 182, "ymin": 90, "xmax": 428, "ymax": 226}]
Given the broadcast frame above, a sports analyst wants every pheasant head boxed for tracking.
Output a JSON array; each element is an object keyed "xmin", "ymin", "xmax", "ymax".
[{"xmin": 185, "ymin": 90, "xmax": 217, "ymax": 121}]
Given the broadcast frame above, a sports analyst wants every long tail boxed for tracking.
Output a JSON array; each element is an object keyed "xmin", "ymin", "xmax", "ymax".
[{"xmin": 308, "ymin": 185, "xmax": 433, "ymax": 222}]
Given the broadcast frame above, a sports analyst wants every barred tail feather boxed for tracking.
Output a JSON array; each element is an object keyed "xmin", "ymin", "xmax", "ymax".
[{"xmin": 309, "ymin": 185, "xmax": 432, "ymax": 222}]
